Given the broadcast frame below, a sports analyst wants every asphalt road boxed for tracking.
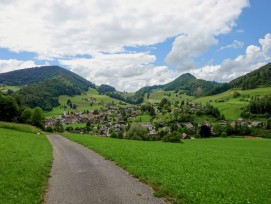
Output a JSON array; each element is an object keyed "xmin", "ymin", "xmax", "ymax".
[{"xmin": 44, "ymin": 135, "xmax": 165, "ymax": 204}]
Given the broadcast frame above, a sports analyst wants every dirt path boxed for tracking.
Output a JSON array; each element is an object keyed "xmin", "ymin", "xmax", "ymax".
[{"xmin": 44, "ymin": 134, "xmax": 165, "ymax": 204}]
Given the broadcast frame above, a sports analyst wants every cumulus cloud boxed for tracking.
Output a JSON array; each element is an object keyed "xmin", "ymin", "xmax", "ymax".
[
  {"xmin": 0, "ymin": 59, "xmax": 45, "ymax": 73},
  {"xmin": 191, "ymin": 33, "xmax": 271, "ymax": 82},
  {"xmin": 0, "ymin": 0, "xmax": 249, "ymax": 60},
  {"xmin": 0, "ymin": 0, "xmax": 250, "ymax": 91},
  {"xmin": 59, "ymin": 53, "xmax": 176, "ymax": 92}
]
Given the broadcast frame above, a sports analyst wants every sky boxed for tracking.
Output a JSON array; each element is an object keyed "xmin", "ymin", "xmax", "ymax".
[{"xmin": 0, "ymin": 0, "xmax": 270, "ymax": 92}]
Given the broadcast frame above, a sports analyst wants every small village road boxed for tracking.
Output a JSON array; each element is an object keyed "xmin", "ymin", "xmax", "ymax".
[{"xmin": 44, "ymin": 134, "xmax": 165, "ymax": 204}]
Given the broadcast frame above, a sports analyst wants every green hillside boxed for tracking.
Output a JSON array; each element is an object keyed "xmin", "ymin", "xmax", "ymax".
[
  {"xmin": 45, "ymin": 88, "xmax": 131, "ymax": 117},
  {"xmin": 135, "ymin": 73, "xmax": 219, "ymax": 98},
  {"xmin": 0, "ymin": 66, "xmax": 96, "ymax": 111},
  {"xmin": 207, "ymin": 63, "xmax": 271, "ymax": 95},
  {"xmin": 0, "ymin": 66, "xmax": 95, "ymax": 89},
  {"xmin": 194, "ymin": 87, "xmax": 271, "ymax": 120}
]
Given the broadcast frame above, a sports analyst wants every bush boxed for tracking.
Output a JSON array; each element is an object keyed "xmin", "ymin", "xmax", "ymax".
[
  {"xmin": 45, "ymin": 126, "xmax": 54, "ymax": 133},
  {"xmin": 110, "ymin": 132, "xmax": 118, "ymax": 138},
  {"xmin": 65, "ymin": 126, "xmax": 74, "ymax": 131},
  {"xmin": 221, "ymin": 132, "xmax": 227, "ymax": 137},
  {"xmin": 162, "ymin": 131, "xmax": 181, "ymax": 143},
  {"xmin": 125, "ymin": 123, "xmax": 149, "ymax": 141}
]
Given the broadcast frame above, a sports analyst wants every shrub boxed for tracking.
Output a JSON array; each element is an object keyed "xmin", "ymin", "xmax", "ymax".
[
  {"xmin": 125, "ymin": 123, "xmax": 149, "ymax": 141},
  {"xmin": 65, "ymin": 126, "xmax": 74, "ymax": 131},
  {"xmin": 221, "ymin": 132, "xmax": 227, "ymax": 137},
  {"xmin": 162, "ymin": 131, "xmax": 181, "ymax": 143},
  {"xmin": 45, "ymin": 126, "xmax": 54, "ymax": 133}
]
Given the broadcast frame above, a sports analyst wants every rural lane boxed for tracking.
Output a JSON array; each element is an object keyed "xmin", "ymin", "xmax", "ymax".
[{"xmin": 44, "ymin": 134, "xmax": 165, "ymax": 204}]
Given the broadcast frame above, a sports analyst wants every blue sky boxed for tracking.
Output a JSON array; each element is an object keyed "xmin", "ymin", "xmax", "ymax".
[{"xmin": 0, "ymin": 0, "xmax": 270, "ymax": 91}]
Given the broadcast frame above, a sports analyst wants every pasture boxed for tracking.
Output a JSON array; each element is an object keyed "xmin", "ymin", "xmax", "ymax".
[
  {"xmin": 194, "ymin": 87, "xmax": 271, "ymax": 120},
  {"xmin": 0, "ymin": 124, "xmax": 52, "ymax": 203},
  {"xmin": 63, "ymin": 133, "xmax": 271, "ymax": 204}
]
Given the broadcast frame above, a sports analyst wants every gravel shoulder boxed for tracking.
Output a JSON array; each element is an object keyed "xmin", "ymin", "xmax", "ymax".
[{"xmin": 44, "ymin": 134, "xmax": 165, "ymax": 204}]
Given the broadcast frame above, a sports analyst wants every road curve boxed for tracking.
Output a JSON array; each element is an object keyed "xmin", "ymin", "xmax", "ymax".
[{"xmin": 44, "ymin": 135, "xmax": 165, "ymax": 204}]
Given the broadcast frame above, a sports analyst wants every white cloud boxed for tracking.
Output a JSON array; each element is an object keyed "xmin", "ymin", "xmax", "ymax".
[
  {"xmin": 220, "ymin": 40, "xmax": 244, "ymax": 50},
  {"xmin": 0, "ymin": 0, "xmax": 249, "ymax": 60},
  {"xmin": 0, "ymin": 59, "xmax": 45, "ymax": 73},
  {"xmin": 191, "ymin": 33, "xmax": 271, "ymax": 82},
  {"xmin": 0, "ymin": 0, "xmax": 251, "ymax": 91},
  {"xmin": 59, "ymin": 53, "xmax": 176, "ymax": 92}
]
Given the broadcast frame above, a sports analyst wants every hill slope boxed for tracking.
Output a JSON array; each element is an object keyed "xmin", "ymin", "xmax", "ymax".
[
  {"xmin": 135, "ymin": 73, "xmax": 219, "ymax": 98},
  {"xmin": 0, "ymin": 66, "xmax": 96, "ymax": 111},
  {"xmin": 207, "ymin": 62, "xmax": 271, "ymax": 95},
  {"xmin": 0, "ymin": 65, "xmax": 95, "ymax": 90}
]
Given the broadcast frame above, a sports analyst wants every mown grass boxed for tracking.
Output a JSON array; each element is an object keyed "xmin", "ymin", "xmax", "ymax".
[
  {"xmin": 0, "ymin": 126, "xmax": 52, "ymax": 204},
  {"xmin": 63, "ymin": 133, "xmax": 271, "ymax": 204},
  {"xmin": 194, "ymin": 87, "xmax": 271, "ymax": 120}
]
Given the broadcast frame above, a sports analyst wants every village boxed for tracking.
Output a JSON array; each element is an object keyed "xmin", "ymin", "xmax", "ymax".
[{"xmin": 44, "ymin": 96, "xmax": 265, "ymax": 139}]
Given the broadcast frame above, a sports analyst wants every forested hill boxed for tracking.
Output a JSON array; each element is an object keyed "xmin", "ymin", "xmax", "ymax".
[
  {"xmin": 230, "ymin": 62, "xmax": 271, "ymax": 89},
  {"xmin": 135, "ymin": 73, "xmax": 219, "ymax": 97},
  {"xmin": 207, "ymin": 63, "xmax": 271, "ymax": 95},
  {"xmin": 0, "ymin": 66, "xmax": 95, "ymax": 90},
  {"xmin": 0, "ymin": 66, "xmax": 96, "ymax": 111}
]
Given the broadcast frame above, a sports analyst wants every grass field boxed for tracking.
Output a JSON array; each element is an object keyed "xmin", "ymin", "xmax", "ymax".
[
  {"xmin": 145, "ymin": 89, "xmax": 195, "ymax": 104},
  {"xmin": 129, "ymin": 114, "xmax": 152, "ymax": 122},
  {"xmin": 0, "ymin": 84, "xmax": 20, "ymax": 93},
  {"xmin": 63, "ymin": 133, "xmax": 271, "ymax": 204},
  {"xmin": 0, "ymin": 124, "xmax": 52, "ymax": 204},
  {"xmin": 45, "ymin": 88, "xmax": 129, "ymax": 117},
  {"xmin": 194, "ymin": 87, "xmax": 271, "ymax": 120}
]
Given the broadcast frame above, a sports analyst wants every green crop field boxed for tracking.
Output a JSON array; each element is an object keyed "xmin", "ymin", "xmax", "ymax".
[
  {"xmin": 45, "ymin": 88, "xmax": 130, "ymax": 117},
  {"xmin": 194, "ymin": 87, "xmax": 271, "ymax": 120},
  {"xmin": 0, "ymin": 124, "xmax": 52, "ymax": 204},
  {"xmin": 63, "ymin": 133, "xmax": 271, "ymax": 204}
]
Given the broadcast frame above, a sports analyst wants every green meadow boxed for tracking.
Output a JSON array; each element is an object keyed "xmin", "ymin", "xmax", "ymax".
[
  {"xmin": 194, "ymin": 87, "xmax": 271, "ymax": 120},
  {"xmin": 64, "ymin": 133, "xmax": 271, "ymax": 204},
  {"xmin": 145, "ymin": 89, "xmax": 194, "ymax": 104},
  {"xmin": 45, "ymin": 88, "xmax": 128, "ymax": 117},
  {"xmin": 0, "ymin": 123, "xmax": 52, "ymax": 204}
]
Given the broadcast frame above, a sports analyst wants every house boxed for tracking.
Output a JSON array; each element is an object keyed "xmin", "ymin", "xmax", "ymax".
[
  {"xmin": 250, "ymin": 121, "xmax": 262, "ymax": 127},
  {"xmin": 182, "ymin": 133, "xmax": 190, "ymax": 139},
  {"xmin": 183, "ymin": 122, "xmax": 194, "ymax": 129},
  {"xmin": 45, "ymin": 119, "xmax": 56, "ymax": 127}
]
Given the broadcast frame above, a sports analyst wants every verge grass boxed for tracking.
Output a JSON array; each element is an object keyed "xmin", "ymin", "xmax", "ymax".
[
  {"xmin": 0, "ymin": 126, "xmax": 52, "ymax": 204},
  {"xmin": 63, "ymin": 133, "xmax": 271, "ymax": 204}
]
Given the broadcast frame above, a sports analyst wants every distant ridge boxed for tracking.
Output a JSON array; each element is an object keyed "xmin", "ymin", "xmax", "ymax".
[
  {"xmin": 0, "ymin": 66, "xmax": 95, "ymax": 90},
  {"xmin": 0, "ymin": 66, "xmax": 95, "ymax": 111},
  {"xmin": 207, "ymin": 62, "xmax": 271, "ymax": 95},
  {"xmin": 135, "ymin": 73, "xmax": 219, "ymax": 97}
]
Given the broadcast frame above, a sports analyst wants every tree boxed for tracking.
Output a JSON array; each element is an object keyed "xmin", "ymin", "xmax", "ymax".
[
  {"xmin": 31, "ymin": 107, "xmax": 45, "ymax": 129},
  {"xmin": 162, "ymin": 131, "xmax": 181, "ymax": 143},
  {"xmin": 125, "ymin": 123, "xmax": 149, "ymax": 140},
  {"xmin": 0, "ymin": 94, "xmax": 19, "ymax": 122},
  {"xmin": 20, "ymin": 108, "xmax": 32, "ymax": 124},
  {"xmin": 199, "ymin": 125, "xmax": 211, "ymax": 138},
  {"xmin": 54, "ymin": 119, "xmax": 64, "ymax": 132}
]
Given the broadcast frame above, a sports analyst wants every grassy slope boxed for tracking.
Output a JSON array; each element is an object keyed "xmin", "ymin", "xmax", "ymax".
[
  {"xmin": 63, "ymin": 134, "xmax": 271, "ymax": 204},
  {"xmin": 0, "ymin": 124, "xmax": 52, "ymax": 204},
  {"xmin": 0, "ymin": 84, "xmax": 20, "ymax": 93},
  {"xmin": 194, "ymin": 87, "xmax": 271, "ymax": 120},
  {"xmin": 144, "ymin": 89, "xmax": 194, "ymax": 104},
  {"xmin": 45, "ymin": 88, "xmax": 129, "ymax": 117}
]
